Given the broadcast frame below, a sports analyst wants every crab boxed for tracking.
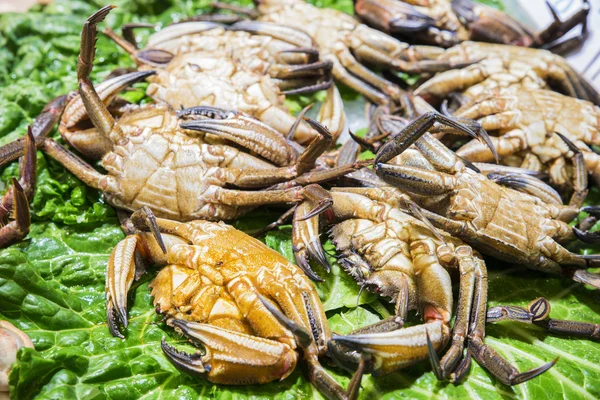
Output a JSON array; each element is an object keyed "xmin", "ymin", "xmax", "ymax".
[
  {"xmin": 105, "ymin": 207, "xmax": 361, "ymax": 400},
  {"xmin": 290, "ymin": 186, "xmax": 555, "ymax": 385},
  {"xmin": 10, "ymin": 6, "xmax": 362, "ymax": 224},
  {"xmin": 0, "ymin": 94, "xmax": 69, "ymax": 248},
  {"xmin": 197, "ymin": 0, "xmax": 482, "ymax": 108},
  {"xmin": 102, "ymin": 20, "xmax": 343, "ymax": 145},
  {"xmin": 373, "ymin": 113, "xmax": 600, "ymax": 290},
  {"xmin": 412, "ymin": 41, "xmax": 600, "ymax": 106},
  {"xmin": 449, "ymin": 88, "xmax": 600, "ymax": 190},
  {"xmin": 354, "ymin": 0, "xmax": 590, "ymax": 50},
  {"xmin": 0, "ymin": 321, "xmax": 34, "ymax": 396}
]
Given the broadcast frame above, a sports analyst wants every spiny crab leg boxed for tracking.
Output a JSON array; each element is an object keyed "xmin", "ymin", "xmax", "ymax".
[{"xmin": 488, "ymin": 297, "xmax": 600, "ymax": 340}]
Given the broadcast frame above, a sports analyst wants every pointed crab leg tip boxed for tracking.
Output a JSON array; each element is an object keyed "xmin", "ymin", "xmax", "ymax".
[
  {"xmin": 306, "ymin": 240, "xmax": 330, "ymax": 273},
  {"xmin": 302, "ymin": 200, "xmax": 333, "ymax": 221},
  {"xmin": 90, "ymin": 5, "xmax": 116, "ymax": 23},
  {"xmin": 512, "ymin": 358, "xmax": 557, "ymax": 385},
  {"xmin": 297, "ymin": 256, "xmax": 323, "ymax": 282},
  {"xmin": 302, "ymin": 118, "xmax": 332, "ymax": 138},
  {"xmin": 581, "ymin": 206, "xmax": 600, "ymax": 218},
  {"xmin": 572, "ymin": 227, "xmax": 600, "ymax": 244},
  {"xmin": 426, "ymin": 330, "xmax": 444, "ymax": 379},
  {"xmin": 11, "ymin": 178, "xmax": 24, "ymax": 193}
]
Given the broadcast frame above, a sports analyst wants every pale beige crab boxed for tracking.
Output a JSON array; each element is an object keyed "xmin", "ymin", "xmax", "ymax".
[
  {"xmin": 451, "ymin": 88, "xmax": 600, "ymax": 189},
  {"xmin": 11, "ymin": 6, "xmax": 359, "ymax": 226},
  {"xmin": 413, "ymin": 41, "xmax": 600, "ymax": 106},
  {"xmin": 104, "ymin": 20, "xmax": 345, "ymax": 145}
]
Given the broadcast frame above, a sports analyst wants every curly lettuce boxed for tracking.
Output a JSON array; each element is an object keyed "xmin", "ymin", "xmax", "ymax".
[{"xmin": 0, "ymin": 1, "xmax": 599, "ymax": 399}]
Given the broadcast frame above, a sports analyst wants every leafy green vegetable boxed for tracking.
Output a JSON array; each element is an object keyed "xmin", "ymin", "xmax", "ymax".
[{"xmin": 1, "ymin": 0, "xmax": 599, "ymax": 399}]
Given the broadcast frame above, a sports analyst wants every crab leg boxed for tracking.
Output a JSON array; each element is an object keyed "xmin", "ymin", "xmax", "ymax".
[
  {"xmin": 427, "ymin": 246, "xmax": 484, "ymax": 379},
  {"xmin": 348, "ymin": 25, "xmax": 473, "ymax": 74},
  {"xmin": 0, "ymin": 94, "xmax": 70, "ymax": 170},
  {"xmin": 329, "ymin": 58, "xmax": 391, "ymax": 105},
  {"xmin": 454, "ymin": 264, "xmax": 557, "ymax": 385},
  {"xmin": 487, "ymin": 297, "xmax": 600, "ymax": 340},
  {"xmin": 78, "ymin": 5, "xmax": 129, "ymax": 145},
  {"xmin": 374, "ymin": 111, "xmax": 495, "ymax": 166},
  {"xmin": 536, "ymin": 0, "xmax": 590, "ymax": 49},
  {"xmin": 41, "ymin": 139, "xmax": 105, "ymax": 189}
]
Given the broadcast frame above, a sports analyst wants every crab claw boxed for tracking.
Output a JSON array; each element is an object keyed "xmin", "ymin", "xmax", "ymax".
[
  {"xmin": 161, "ymin": 336, "xmax": 210, "ymax": 376},
  {"xmin": 572, "ymin": 206, "xmax": 600, "ymax": 244},
  {"xmin": 164, "ymin": 319, "xmax": 298, "ymax": 384},
  {"xmin": 106, "ymin": 234, "xmax": 146, "ymax": 338},
  {"xmin": 179, "ymin": 108, "xmax": 295, "ymax": 166},
  {"xmin": 292, "ymin": 197, "xmax": 332, "ymax": 282},
  {"xmin": 131, "ymin": 206, "xmax": 167, "ymax": 254},
  {"xmin": 374, "ymin": 112, "xmax": 487, "ymax": 165},
  {"xmin": 330, "ymin": 320, "xmax": 447, "ymax": 376},
  {"xmin": 572, "ymin": 227, "xmax": 600, "ymax": 244}
]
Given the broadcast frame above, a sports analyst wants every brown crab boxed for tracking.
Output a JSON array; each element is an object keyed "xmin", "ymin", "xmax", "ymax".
[
  {"xmin": 106, "ymin": 207, "xmax": 361, "ymax": 400},
  {"xmin": 354, "ymin": 0, "xmax": 589, "ymax": 50},
  {"xmin": 197, "ymin": 0, "xmax": 481, "ymax": 108},
  {"xmin": 291, "ymin": 186, "xmax": 555, "ymax": 385}
]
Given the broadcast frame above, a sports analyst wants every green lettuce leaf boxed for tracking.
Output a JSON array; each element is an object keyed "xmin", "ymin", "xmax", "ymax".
[{"xmin": 1, "ymin": 0, "xmax": 599, "ymax": 399}]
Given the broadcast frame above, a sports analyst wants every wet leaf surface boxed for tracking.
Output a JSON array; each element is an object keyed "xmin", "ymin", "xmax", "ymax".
[{"xmin": 1, "ymin": 0, "xmax": 599, "ymax": 399}]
